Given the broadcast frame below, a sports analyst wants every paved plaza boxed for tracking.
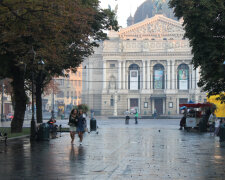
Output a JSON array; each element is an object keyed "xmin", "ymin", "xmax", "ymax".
[{"xmin": 1, "ymin": 118, "xmax": 225, "ymax": 180}]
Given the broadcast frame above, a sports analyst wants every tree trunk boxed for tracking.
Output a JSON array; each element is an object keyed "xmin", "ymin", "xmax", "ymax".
[
  {"xmin": 11, "ymin": 68, "xmax": 27, "ymax": 133},
  {"xmin": 36, "ymin": 73, "xmax": 43, "ymax": 123}
]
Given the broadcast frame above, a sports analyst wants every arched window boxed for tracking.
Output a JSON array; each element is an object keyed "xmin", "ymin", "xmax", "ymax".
[
  {"xmin": 108, "ymin": 75, "xmax": 116, "ymax": 89},
  {"xmin": 128, "ymin": 64, "xmax": 140, "ymax": 90},
  {"xmin": 153, "ymin": 64, "xmax": 165, "ymax": 89},
  {"xmin": 177, "ymin": 64, "xmax": 189, "ymax": 90}
]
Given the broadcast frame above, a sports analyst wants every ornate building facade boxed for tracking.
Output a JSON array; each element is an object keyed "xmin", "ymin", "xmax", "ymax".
[{"xmin": 82, "ymin": 14, "xmax": 206, "ymax": 116}]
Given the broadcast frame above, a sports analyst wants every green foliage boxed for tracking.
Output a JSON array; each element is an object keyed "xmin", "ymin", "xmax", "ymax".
[
  {"xmin": 0, "ymin": 127, "xmax": 30, "ymax": 138},
  {"xmin": 0, "ymin": 0, "xmax": 118, "ymax": 132},
  {"xmin": 0, "ymin": 0, "xmax": 119, "ymax": 81},
  {"xmin": 74, "ymin": 104, "xmax": 89, "ymax": 113},
  {"xmin": 169, "ymin": 0, "xmax": 225, "ymax": 102}
]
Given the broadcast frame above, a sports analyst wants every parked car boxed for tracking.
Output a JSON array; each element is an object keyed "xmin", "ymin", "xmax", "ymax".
[{"xmin": 6, "ymin": 113, "xmax": 14, "ymax": 121}]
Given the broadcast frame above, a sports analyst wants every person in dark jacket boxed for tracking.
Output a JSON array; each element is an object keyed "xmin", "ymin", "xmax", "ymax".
[
  {"xmin": 77, "ymin": 109, "xmax": 86, "ymax": 145},
  {"xmin": 179, "ymin": 108, "xmax": 187, "ymax": 130},
  {"xmin": 69, "ymin": 109, "xmax": 78, "ymax": 144}
]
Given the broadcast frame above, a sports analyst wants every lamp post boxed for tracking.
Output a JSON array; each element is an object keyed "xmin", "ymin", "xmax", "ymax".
[
  {"xmin": 1, "ymin": 83, "xmax": 4, "ymax": 121},
  {"xmin": 37, "ymin": 58, "xmax": 45, "ymax": 123},
  {"xmin": 113, "ymin": 90, "xmax": 118, "ymax": 116},
  {"xmin": 51, "ymin": 78, "xmax": 55, "ymax": 119},
  {"xmin": 30, "ymin": 46, "xmax": 36, "ymax": 140}
]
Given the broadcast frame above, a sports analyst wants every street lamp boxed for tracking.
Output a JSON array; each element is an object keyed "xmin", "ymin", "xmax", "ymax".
[
  {"xmin": 38, "ymin": 59, "xmax": 45, "ymax": 71},
  {"xmin": 30, "ymin": 46, "xmax": 36, "ymax": 140},
  {"xmin": 1, "ymin": 82, "xmax": 4, "ymax": 121},
  {"xmin": 51, "ymin": 78, "xmax": 55, "ymax": 119},
  {"xmin": 113, "ymin": 90, "xmax": 118, "ymax": 116},
  {"xmin": 37, "ymin": 58, "xmax": 45, "ymax": 124}
]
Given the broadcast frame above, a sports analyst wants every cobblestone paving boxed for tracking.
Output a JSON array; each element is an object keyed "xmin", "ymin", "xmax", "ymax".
[{"xmin": 0, "ymin": 119, "xmax": 225, "ymax": 180}]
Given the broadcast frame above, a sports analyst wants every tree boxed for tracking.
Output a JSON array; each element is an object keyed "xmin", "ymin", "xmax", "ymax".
[
  {"xmin": 0, "ymin": 0, "xmax": 118, "ymax": 133},
  {"xmin": 169, "ymin": 0, "xmax": 225, "ymax": 102}
]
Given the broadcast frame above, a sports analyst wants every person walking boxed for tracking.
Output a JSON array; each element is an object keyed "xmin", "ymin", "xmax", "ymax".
[
  {"xmin": 135, "ymin": 110, "xmax": 138, "ymax": 124},
  {"xmin": 68, "ymin": 109, "xmax": 78, "ymax": 144},
  {"xmin": 77, "ymin": 109, "xmax": 86, "ymax": 145},
  {"xmin": 124, "ymin": 109, "xmax": 130, "ymax": 124}
]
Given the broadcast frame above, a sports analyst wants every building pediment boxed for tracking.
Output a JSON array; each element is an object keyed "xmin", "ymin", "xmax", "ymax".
[{"xmin": 119, "ymin": 14, "xmax": 184, "ymax": 40}]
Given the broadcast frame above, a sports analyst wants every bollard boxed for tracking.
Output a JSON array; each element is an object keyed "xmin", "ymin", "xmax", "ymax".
[
  {"xmin": 90, "ymin": 118, "xmax": 97, "ymax": 131},
  {"xmin": 59, "ymin": 124, "xmax": 62, "ymax": 137}
]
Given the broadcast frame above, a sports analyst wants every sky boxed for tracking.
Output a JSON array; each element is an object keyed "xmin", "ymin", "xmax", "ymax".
[{"xmin": 100, "ymin": 0, "xmax": 146, "ymax": 28}]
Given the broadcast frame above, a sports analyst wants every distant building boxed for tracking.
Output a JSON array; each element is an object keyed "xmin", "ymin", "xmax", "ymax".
[
  {"xmin": 43, "ymin": 66, "xmax": 82, "ymax": 115},
  {"xmin": 82, "ymin": 14, "xmax": 206, "ymax": 116}
]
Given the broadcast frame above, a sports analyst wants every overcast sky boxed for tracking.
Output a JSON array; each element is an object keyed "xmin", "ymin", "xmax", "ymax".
[{"xmin": 100, "ymin": 0, "xmax": 146, "ymax": 28}]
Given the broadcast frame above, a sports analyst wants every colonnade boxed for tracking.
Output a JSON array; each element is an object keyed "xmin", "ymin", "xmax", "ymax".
[{"xmin": 102, "ymin": 60, "xmax": 200, "ymax": 91}]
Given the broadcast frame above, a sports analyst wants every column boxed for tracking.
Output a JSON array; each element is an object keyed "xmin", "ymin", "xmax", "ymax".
[
  {"xmin": 167, "ymin": 60, "xmax": 171, "ymax": 89},
  {"xmin": 89, "ymin": 62, "xmax": 92, "ymax": 91},
  {"xmin": 143, "ymin": 60, "xmax": 146, "ymax": 89},
  {"xmin": 191, "ymin": 65, "xmax": 195, "ymax": 89},
  {"xmin": 86, "ymin": 63, "xmax": 89, "ymax": 90},
  {"xmin": 123, "ymin": 61, "xmax": 126, "ymax": 89},
  {"xmin": 189, "ymin": 67, "xmax": 191, "ymax": 90},
  {"xmin": 118, "ymin": 61, "xmax": 121, "ymax": 89},
  {"xmin": 113, "ymin": 91, "xmax": 118, "ymax": 116},
  {"xmin": 103, "ymin": 61, "xmax": 106, "ymax": 89},
  {"xmin": 147, "ymin": 60, "xmax": 150, "ymax": 89},
  {"xmin": 151, "ymin": 67, "xmax": 154, "ymax": 90},
  {"xmin": 196, "ymin": 67, "xmax": 199, "ymax": 89},
  {"xmin": 172, "ymin": 61, "xmax": 175, "ymax": 89},
  {"xmin": 176, "ymin": 98, "xmax": 179, "ymax": 114}
]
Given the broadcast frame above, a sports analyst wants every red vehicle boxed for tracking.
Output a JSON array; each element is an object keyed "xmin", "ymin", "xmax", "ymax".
[{"xmin": 179, "ymin": 103, "xmax": 212, "ymax": 130}]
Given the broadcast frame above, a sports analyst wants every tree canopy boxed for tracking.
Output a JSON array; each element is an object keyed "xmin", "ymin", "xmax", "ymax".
[
  {"xmin": 0, "ymin": 0, "xmax": 119, "ymax": 78},
  {"xmin": 0, "ymin": 0, "xmax": 118, "ymax": 132},
  {"xmin": 169, "ymin": 0, "xmax": 225, "ymax": 102}
]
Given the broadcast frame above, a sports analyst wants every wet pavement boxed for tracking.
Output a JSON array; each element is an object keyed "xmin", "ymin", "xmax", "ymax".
[{"xmin": 1, "ymin": 118, "xmax": 225, "ymax": 180}]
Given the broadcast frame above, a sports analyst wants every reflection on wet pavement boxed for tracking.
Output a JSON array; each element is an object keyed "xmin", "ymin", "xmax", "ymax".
[{"xmin": 0, "ymin": 119, "xmax": 225, "ymax": 179}]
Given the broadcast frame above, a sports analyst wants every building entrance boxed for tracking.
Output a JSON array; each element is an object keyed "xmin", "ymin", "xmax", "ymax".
[
  {"xmin": 130, "ymin": 98, "xmax": 138, "ymax": 113},
  {"xmin": 155, "ymin": 99, "xmax": 163, "ymax": 115}
]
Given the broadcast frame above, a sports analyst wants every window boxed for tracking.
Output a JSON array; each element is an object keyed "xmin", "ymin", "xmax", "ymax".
[
  {"xmin": 177, "ymin": 64, "xmax": 189, "ymax": 90},
  {"xmin": 67, "ymin": 91, "xmax": 69, "ymax": 98},
  {"xmin": 129, "ymin": 64, "xmax": 140, "ymax": 90},
  {"xmin": 57, "ymin": 91, "xmax": 64, "ymax": 98},
  {"xmin": 75, "ymin": 91, "xmax": 77, "ymax": 99},
  {"xmin": 144, "ymin": 102, "xmax": 148, "ymax": 108},
  {"xmin": 110, "ymin": 64, "xmax": 115, "ymax": 68},
  {"xmin": 169, "ymin": 102, "xmax": 173, "ymax": 108},
  {"xmin": 110, "ymin": 99, "xmax": 114, "ymax": 106},
  {"xmin": 153, "ymin": 64, "xmax": 165, "ymax": 89},
  {"xmin": 71, "ymin": 91, "xmax": 73, "ymax": 98}
]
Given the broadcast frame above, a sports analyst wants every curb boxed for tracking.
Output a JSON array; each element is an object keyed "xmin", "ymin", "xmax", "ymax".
[{"xmin": 7, "ymin": 135, "xmax": 30, "ymax": 140}]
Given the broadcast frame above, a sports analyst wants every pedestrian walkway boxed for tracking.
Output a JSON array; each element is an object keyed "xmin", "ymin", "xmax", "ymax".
[{"xmin": 0, "ymin": 119, "xmax": 225, "ymax": 179}]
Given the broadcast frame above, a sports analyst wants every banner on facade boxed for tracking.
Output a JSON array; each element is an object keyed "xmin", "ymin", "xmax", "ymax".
[
  {"xmin": 154, "ymin": 70, "xmax": 163, "ymax": 89},
  {"xmin": 179, "ymin": 69, "xmax": 188, "ymax": 90},
  {"xmin": 130, "ymin": 70, "xmax": 138, "ymax": 90}
]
